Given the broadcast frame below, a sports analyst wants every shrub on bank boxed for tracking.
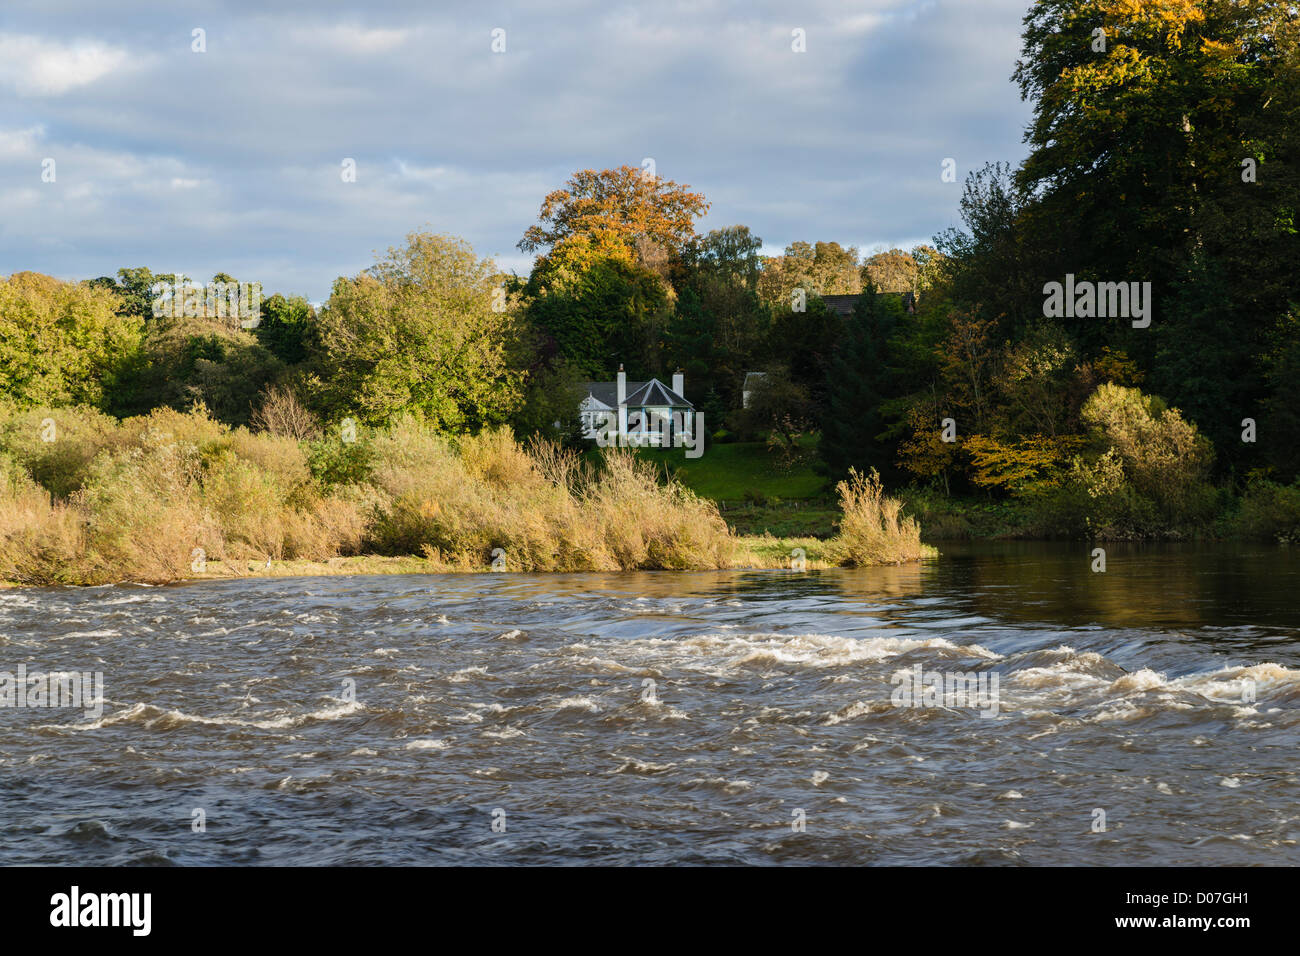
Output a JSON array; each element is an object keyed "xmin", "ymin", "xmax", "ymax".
[
  {"xmin": 72, "ymin": 442, "xmax": 217, "ymax": 584},
  {"xmin": 0, "ymin": 404, "xmax": 120, "ymax": 499},
  {"xmin": 1009, "ymin": 385, "xmax": 1218, "ymax": 540},
  {"xmin": 826, "ymin": 468, "xmax": 931, "ymax": 566},
  {"xmin": 1234, "ymin": 479, "xmax": 1300, "ymax": 544},
  {"xmin": 0, "ymin": 407, "xmax": 750, "ymax": 582},
  {"xmin": 0, "ymin": 406, "xmax": 938, "ymax": 583}
]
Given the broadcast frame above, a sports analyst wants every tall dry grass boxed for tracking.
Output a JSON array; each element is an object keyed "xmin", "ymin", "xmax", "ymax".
[
  {"xmin": 365, "ymin": 420, "xmax": 735, "ymax": 571},
  {"xmin": 0, "ymin": 406, "xmax": 930, "ymax": 584},
  {"xmin": 0, "ymin": 456, "xmax": 85, "ymax": 585},
  {"xmin": 825, "ymin": 468, "xmax": 930, "ymax": 566},
  {"xmin": 0, "ymin": 407, "xmax": 742, "ymax": 583},
  {"xmin": 0, "ymin": 405, "xmax": 369, "ymax": 584}
]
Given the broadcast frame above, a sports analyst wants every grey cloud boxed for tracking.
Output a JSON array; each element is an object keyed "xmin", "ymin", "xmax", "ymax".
[{"xmin": 0, "ymin": 0, "xmax": 1034, "ymax": 300}]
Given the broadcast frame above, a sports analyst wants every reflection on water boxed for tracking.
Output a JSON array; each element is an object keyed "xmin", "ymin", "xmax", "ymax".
[{"xmin": 1, "ymin": 542, "xmax": 1297, "ymax": 865}]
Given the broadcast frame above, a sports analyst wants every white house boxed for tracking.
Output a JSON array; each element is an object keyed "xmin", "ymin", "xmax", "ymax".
[{"xmin": 579, "ymin": 365, "xmax": 695, "ymax": 446}]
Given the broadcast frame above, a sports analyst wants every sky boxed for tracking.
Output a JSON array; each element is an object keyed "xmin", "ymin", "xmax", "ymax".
[{"xmin": 0, "ymin": 0, "xmax": 1036, "ymax": 302}]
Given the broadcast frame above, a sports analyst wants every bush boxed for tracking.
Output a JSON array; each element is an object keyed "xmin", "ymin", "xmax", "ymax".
[
  {"xmin": 0, "ymin": 455, "xmax": 86, "ymax": 585},
  {"xmin": 306, "ymin": 433, "xmax": 375, "ymax": 488},
  {"xmin": 0, "ymin": 405, "xmax": 119, "ymax": 498},
  {"xmin": 1019, "ymin": 384, "xmax": 1218, "ymax": 539},
  {"xmin": 826, "ymin": 468, "xmax": 930, "ymax": 565},
  {"xmin": 65, "ymin": 444, "xmax": 215, "ymax": 584},
  {"xmin": 251, "ymin": 384, "xmax": 321, "ymax": 441},
  {"xmin": 1234, "ymin": 480, "xmax": 1300, "ymax": 544},
  {"xmin": 1080, "ymin": 383, "xmax": 1215, "ymax": 525}
]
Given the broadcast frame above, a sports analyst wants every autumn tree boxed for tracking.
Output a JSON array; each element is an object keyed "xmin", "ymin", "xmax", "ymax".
[
  {"xmin": 519, "ymin": 165, "xmax": 709, "ymax": 271},
  {"xmin": 757, "ymin": 240, "xmax": 861, "ymax": 307},
  {"xmin": 1012, "ymin": 0, "xmax": 1300, "ymax": 474}
]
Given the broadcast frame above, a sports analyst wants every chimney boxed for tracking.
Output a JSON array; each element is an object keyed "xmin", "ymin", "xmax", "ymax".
[
  {"xmin": 616, "ymin": 364, "xmax": 628, "ymax": 441},
  {"xmin": 672, "ymin": 368, "xmax": 684, "ymax": 398}
]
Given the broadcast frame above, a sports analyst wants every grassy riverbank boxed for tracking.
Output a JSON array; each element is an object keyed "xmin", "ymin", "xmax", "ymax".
[
  {"xmin": 0, "ymin": 405, "xmax": 931, "ymax": 586},
  {"xmin": 177, "ymin": 536, "xmax": 843, "ymax": 582},
  {"xmin": 636, "ymin": 439, "xmax": 1300, "ymax": 545}
]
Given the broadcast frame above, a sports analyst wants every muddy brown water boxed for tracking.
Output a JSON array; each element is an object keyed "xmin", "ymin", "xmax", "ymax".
[{"xmin": 2, "ymin": 541, "xmax": 1297, "ymax": 865}]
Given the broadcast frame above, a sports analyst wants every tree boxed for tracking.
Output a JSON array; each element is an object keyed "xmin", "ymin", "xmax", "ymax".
[
  {"xmin": 820, "ymin": 283, "xmax": 900, "ymax": 479},
  {"xmin": 526, "ymin": 255, "xmax": 671, "ymax": 380},
  {"xmin": 730, "ymin": 364, "xmax": 812, "ymax": 457},
  {"xmin": 995, "ymin": 323, "xmax": 1086, "ymax": 440},
  {"xmin": 764, "ymin": 296, "xmax": 844, "ymax": 419},
  {"xmin": 861, "ymin": 245, "xmax": 947, "ymax": 296},
  {"xmin": 1011, "ymin": 0, "xmax": 1297, "ymax": 371},
  {"xmin": 0, "ymin": 272, "xmax": 143, "ymax": 408},
  {"xmin": 519, "ymin": 165, "xmax": 709, "ymax": 266},
  {"xmin": 937, "ymin": 308, "xmax": 1001, "ymax": 435},
  {"xmin": 310, "ymin": 232, "xmax": 524, "ymax": 430},
  {"xmin": 255, "ymin": 294, "xmax": 315, "ymax": 366},
  {"xmin": 935, "ymin": 163, "xmax": 1039, "ymax": 342},
  {"xmin": 757, "ymin": 240, "xmax": 861, "ymax": 307},
  {"xmin": 666, "ymin": 226, "xmax": 768, "ymax": 409},
  {"xmin": 110, "ymin": 267, "xmax": 160, "ymax": 320},
  {"xmin": 1259, "ymin": 309, "xmax": 1300, "ymax": 481},
  {"xmin": 897, "ymin": 399, "xmax": 962, "ymax": 496},
  {"xmin": 107, "ymin": 314, "xmax": 283, "ymax": 424}
]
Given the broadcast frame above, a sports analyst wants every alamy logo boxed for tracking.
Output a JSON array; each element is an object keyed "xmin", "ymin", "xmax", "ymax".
[
  {"xmin": 0, "ymin": 665, "xmax": 103, "ymax": 719},
  {"xmin": 890, "ymin": 664, "xmax": 1001, "ymax": 718},
  {"xmin": 594, "ymin": 410, "xmax": 705, "ymax": 459},
  {"xmin": 151, "ymin": 280, "xmax": 262, "ymax": 328},
  {"xmin": 50, "ymin": 886, "xmax": 151, "ymax": 936},
  {"xmin": 1043, "ymin": 274, "xmax": 1152, "ymax": 328}
]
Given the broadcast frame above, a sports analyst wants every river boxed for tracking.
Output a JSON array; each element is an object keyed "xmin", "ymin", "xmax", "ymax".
[{"xmin": 2, "ymin": 541, "xmax": 1297, "ymax": 865}]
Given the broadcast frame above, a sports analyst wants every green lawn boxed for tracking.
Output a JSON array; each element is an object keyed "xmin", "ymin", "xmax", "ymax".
[
  {"xmin": 582, "ymin": 435, "xmax": 838, "ymax": 538},
  {"xmin": 632, "ymin": 439, "xmax": 829, "ymax": 502}
]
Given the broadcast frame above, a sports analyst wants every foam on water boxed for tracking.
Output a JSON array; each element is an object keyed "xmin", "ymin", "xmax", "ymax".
[{"xmin": 2, "ymin": 548, "xmax": 1298, "ymax": 865}]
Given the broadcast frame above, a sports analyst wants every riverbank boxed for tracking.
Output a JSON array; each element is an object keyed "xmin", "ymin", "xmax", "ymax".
[
  {"xmin": 633, "ymin": 443, "xmax": 1300, "ymax": 545},
  {"xmin": 0, "ymin": 406, "xmax": 932, "ymax": 587},
  {"xmin": 177, "ymin": 535, "xmax": 846, "ymax": 582},
  {"xmin": 4, "ymin": 535, "xmax": 939, "ymax": 587},
  {"xmin": 713, "ymin": 485, "xmax": 1300, "ymax": 545}
]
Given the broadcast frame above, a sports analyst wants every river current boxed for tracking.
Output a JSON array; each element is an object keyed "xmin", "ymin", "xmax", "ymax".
[{"xmin": 2, "ymin": 542, "xmax": 1297, "ymax": 865}]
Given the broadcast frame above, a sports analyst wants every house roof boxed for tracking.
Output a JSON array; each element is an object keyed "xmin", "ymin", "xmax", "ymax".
[
  {"xmin": 820, "ymin": 290, "xmax": 915, "ymax": 318},
  {"xmin": 624, "ymin": 378, "xmax": 691, "ymax": 408},
  {"xmin": 583, "ymin": 377, "xmax": 693, "ymax": 409},
  {"xmin": 820, "ymin": 294, "xmax": 865, "ymax": 319},
  {"xmin": 584, "ymin": 381, "xmax": 644, "ymax": 408}
]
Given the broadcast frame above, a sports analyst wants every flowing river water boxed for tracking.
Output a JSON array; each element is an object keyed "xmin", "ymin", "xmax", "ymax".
[{"xmin": 2, "ymin": 541, "xmax": 1297, "ymax": 865}]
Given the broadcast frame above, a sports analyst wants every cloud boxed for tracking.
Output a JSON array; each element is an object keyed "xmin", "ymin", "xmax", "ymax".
[
  {"xmin": 0, "ymin": 0, "xmax": 1035, "ymax": 299},
  {"xmin": 291, "ymin": 24, "xmax": 413, "ymax": 54},
  {"xmin": 0, "ymin": 33, "xmax": 132, "ymax": 96}
]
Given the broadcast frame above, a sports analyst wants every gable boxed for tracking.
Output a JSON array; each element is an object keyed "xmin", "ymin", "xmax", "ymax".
[{"xmin": 623, "ymin": 378, "xmax": 692, "ymax": 408}]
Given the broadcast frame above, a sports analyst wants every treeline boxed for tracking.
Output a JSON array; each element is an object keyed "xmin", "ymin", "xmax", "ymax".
[
  {"xmin": 0, "ymin": 173, "xmax": 941, "ymax": 455},
  {"xmin": 876, "ymin": 0, "xmax": 1300, "ymax": 539}
]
